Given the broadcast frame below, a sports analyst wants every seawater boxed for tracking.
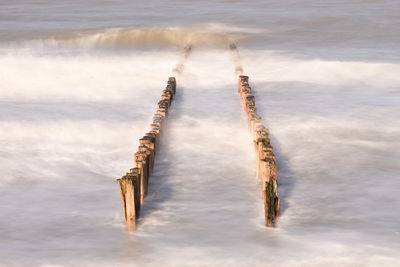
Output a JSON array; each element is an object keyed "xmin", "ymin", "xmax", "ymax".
[{"xmin": 0, "ymin": 1, "xmax": 399, "ymax": 266}]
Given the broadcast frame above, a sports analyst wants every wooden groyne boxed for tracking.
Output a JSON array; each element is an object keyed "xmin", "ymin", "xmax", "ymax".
[
  {"xmin": 230, "ymin": 42, "xmax": 280, "ymax": 226},
  {"xmin": 237, "ymin": 75, "xmax": 280, "ymax": 226},
  {"xmin": 117, "ymin": 77, "xmax": 176, "ymax": 231},
  {"xmin": 117, "ymin": 43, "xmax": 279, "ymax": 230}
]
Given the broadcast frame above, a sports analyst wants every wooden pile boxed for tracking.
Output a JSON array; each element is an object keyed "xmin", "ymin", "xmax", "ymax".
[
  {"xmin": 238, "ymin": 75, "xmax": 280, "ymax": 227},
  {"xmin": 117, "ymin": 77, "xmax": 176, "ymax": 231}
]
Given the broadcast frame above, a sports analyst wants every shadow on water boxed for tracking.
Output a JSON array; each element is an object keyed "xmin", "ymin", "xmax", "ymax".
[
  {"xmin": 134, "ymin": 142, "xmax": 174, "ymax": 222},
  {"xmin": 134, "ymin": 84, "xmax": 185, "ymax": 224},
  {"xmin": 270, "ymin": 139, "xmax": 295, "ymax": 216}
]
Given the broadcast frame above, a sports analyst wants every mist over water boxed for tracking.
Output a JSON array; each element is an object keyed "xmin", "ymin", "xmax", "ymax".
[{"xmin": 1, "ymin": 0, "xmax": 400, "ymax": 266}]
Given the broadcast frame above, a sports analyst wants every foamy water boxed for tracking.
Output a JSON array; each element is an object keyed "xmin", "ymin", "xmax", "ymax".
[{"xmin": 1, "ymin": 1, "xmax": 399, "ymax": 266}]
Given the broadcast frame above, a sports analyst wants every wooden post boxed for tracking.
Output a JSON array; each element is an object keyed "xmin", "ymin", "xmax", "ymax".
[
  {"xmin": 135, "ymin": 151, "xmax": 148, "ymax": 203},
  {"xmin": 239, "ymin": 75, "xmax": 249, "ymax": 93},
  {"xmin": 150, "ymin": 126, "xmax": 161, "ymax": 149},
  {"xmin": 143, "ymin": 133, "xmax": 157, "ymax": 157},
  {"xmin": 259, "ymin": 159, "xmax": 279, "ymax": 226},
  {"xmin": 157, "ymin": 107, "xmax": 167, "ymax": 118},
  {"xmin": 139, "ymin": 145, "xmax": 152, "ymax": 178},
  {"xmin": 168, "ymin": 77, "xmax": 176, "ymax": 94},
  {"xmin": 129, "ymin": 168, "xmax": 141, "ymax": 216},
  {"xmin": 117, "ymin": 170, "xmax": 141, "ymax": 231}
]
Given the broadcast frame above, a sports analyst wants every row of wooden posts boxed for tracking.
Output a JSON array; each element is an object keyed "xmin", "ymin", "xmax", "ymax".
[
  {"xmin": 116, "ymin": 77, "xmax": 176, "ymax": 231},
  {"xmin": 238, "ymin": 75, "xmax": 280, "ymax": 226},
  {"xmin": 116, "ymin": 45, "xmax": 280, "ymax": 230}
]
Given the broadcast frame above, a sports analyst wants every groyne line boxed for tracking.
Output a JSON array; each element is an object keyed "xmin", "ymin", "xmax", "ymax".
[
  {"xmin": 230, "ymin": 43, "xmax": 280, "ymax": 226},
  {"xmin": 117, "ymin": 44, "xmax": 279, "ymax": 230},
  {"xmin": 117, "ymin": 77, "xmax": 176, "ymax": 231},
  {"xmin": 117, "ymin": 45, "xmax": 193, "ymax": 231}
]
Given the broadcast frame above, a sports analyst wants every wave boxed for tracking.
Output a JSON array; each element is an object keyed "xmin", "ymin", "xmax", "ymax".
[{"xmin": 4, "ymin": 24, "xmax": 263, "ymax": 50}]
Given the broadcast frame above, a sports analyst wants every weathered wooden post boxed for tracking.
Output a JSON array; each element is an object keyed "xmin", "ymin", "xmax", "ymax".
[
  {"xmin": 259, "ymin": 159, "xmax": 280, "ymax": 226},
  {"xmin": 140, "ymin": 135, "xmax": 156, "ymax": 172},
  {"xmin": 135, "ymin": 150, "xmax": 148, "ymax": 203},
  {"xmin": 238, "ymin": 75, "xmax": 248, "ymax": 93},
  {"xmin": 254, "ymin": 127, "xmax": 271, "ymax": 177},
  {"xmin": 168, "ymin": 77, "xmax": 176, "ymax": 94},
  {"xmin": 157, "ymin": 105, "xmax": 168, "ymax": 118},
  {"xmin": 150, "ymin": 123, "xmax": 161, "ymax": 148},
  {"xmin": 117, "ymin": 169, "xmax": 141, "ymax": 231}
]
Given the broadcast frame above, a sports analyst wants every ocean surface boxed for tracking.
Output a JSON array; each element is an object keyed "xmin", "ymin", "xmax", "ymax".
[{"xmin": 0, "ymin": 1, "xmax": 399, "ymax": 266}]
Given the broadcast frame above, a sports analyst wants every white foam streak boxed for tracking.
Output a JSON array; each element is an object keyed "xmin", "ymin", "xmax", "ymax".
[
  {"xmin": 0, "ymin": 51, "xmax": 177, "ymax": 102},
  {"xmin": 243, "ymin": 50, "xmax": 400, "ymax": 88},
  {"xmin": 0, "ymin": 120, "xmax": 147, "ymax": 186}
]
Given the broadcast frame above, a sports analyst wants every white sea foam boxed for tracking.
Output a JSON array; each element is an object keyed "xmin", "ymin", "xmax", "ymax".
[
  {"xmin": 0, "ymin": 47, "xmax": 399, "ymax": 266},
  {"xmin": 0, "ymin": 50, "xmax": 178, "ymax": 102}
]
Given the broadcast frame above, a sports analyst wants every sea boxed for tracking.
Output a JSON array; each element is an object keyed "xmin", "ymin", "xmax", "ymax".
[{"xmin": 0, "ymin": 0, "xmax": 399, "ymax": 266}]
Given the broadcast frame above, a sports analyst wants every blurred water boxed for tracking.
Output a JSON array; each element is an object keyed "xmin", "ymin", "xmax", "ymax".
[{"xmin": 0, "ymin": 1, "xmax": 399, "ymax": 266}]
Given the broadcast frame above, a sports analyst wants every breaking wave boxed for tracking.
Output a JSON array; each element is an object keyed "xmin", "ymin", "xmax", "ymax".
[{"xmin": 4, "ymin": 24, "xmax": 263, "ymax": 50}]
